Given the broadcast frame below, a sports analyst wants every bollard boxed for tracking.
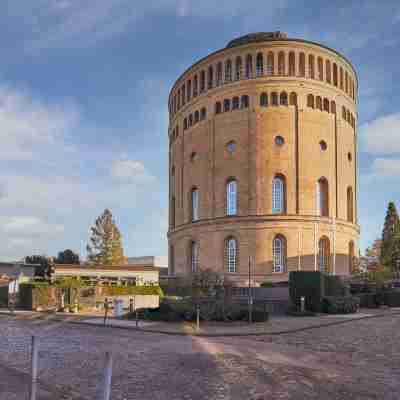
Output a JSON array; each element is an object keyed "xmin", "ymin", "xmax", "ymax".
[
  {"xmin": 129, "ymin": 298, "xmax": 133, "ymax": 313},
  {"xmin": 101, "ymin": 352, "xmax": 113, "ymax": 400},
  {"xmin": 300, "ymin": 296, "xmax": 305, "ymax": 313},
  {"xmin": 29, "ymin": 336, "xmax": 39, "ymax": 400},
  {"xmin": 135, "ymin": 310, "xmax": 139, "ymax": 327},
  {"xmin": 103, "ymin": 298, "xmax": 109, "ymax": 326},
  {"xmin": 196, "ymin": 305, "xmax": 200, "ymax": 332}
]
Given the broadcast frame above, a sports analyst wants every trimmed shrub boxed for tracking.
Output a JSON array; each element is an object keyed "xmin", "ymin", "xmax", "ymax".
[
  {"xmin": 383, "ymin": 291, "xmax": 400, "ymax": 307},
  {"xmin": 289, "ymin": 271, "xmax": 325, "ymax": 312},
  {"xmin": 101, "ymin": 285, "xmax": 163, "ymax": 297},
  {"xmin": 324, "ymin": 275, "xmax": 345, "ymax": 296},
  {"xmin": 260, "ymin": 282, "xmax": 274, "ymax": 288},
  {"xmin": 357, "ymin": 293, "xmax": 377, "ymax": 308},
  {"xmin": 322, "ymin": 296, "xmax": 360, "ymax": 314}
]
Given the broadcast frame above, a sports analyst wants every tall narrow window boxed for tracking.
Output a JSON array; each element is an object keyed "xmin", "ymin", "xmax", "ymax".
[
  {"xmin": 226, "ymin": 237, "xmax": 237, "ymax": 273},
  {"xmin": 323, "ymin": 98, "xmax": 330, "ymax": 112},
  {"xmin": 309, "ymin": 54, "xmax": 315, "ymax": 79},
  {"xmin": 272, "ymin": 175, "xmax": 286, "ymax": 214},
  {"xmin": 289, "ymin": 52, "xmax": 295, "ymax": 76},
  {"xmin": 340, "ymin": 67, "xmax": 344, "ymax": 90},
  {"xmin": 241, "ymin": 95, "xmax": 249, "ymax": 108},
  {"xmin": 307, "ymin": 94, "xmax": 315, "ymax": 108},
  {"xmin": 235, "ymin": 56, "xmax": 242, "ymax": 80},
  {"xmin": 215, "ymin": 101, "xmax": 222, "ymax": 114},
  {"xmin": 225, "ymin": 59, "xmax": 232, "ymax": 82},
  {"xmin": 273, "ymin": 235, "xmax": 286, "ymax": 273},
  {"xmin": 191, "ymin": 188, "xmax": 199, "ymax": 221},
  {"xmin": 191, "ymin": 241, "xmax": 199, "ymax": 273},
  {"xmin": 330, "ymin": 101, "xmax": 336, "ymax": 114},
  {"xmin": 232, "ymin": 96, "xmax": 239, "ymax": 110},
  {"xmin": 224, "ymin": 98, "xmax": 230, "ymax": 112},
  {"xmin": 193, "ymin": 75, "xmax": 198, "ymax": 97},
  {"xmin": 280, "ymin": 92, "xmax": 288, "ymax": 106},
  {"xmin": 326, "ymin": 60, "xmax": 331, "ymax": 83},
  {"xmin": 181, "ymin": 84, "xmax": 185, "ymax": 105},
  {"xmin": 271, "ymin": 92, "xmax": 278, "ymax": 106},
  {"xmin": 200, "ymin": 70, "xmax": 206, "ymax": 92},
  {"xmin": 299, "ymin": 53, "xmax": 305, "ymax": 77},
  {"xmin": 216, "ymin": 63, "xmax": 223, "ymax": 86},
  {"xmin": 208, "ymin": 66, "xmax": 214, "ymax": 89},
  {"xmin": 347, "ymin": 186, "xmax": 354, "ymax": 223},
  {"xmin": 317, "ymin": 178, "xmax": 329, "ymax": 217},
  {"xmin": 187, "ymin": 80, "xmax": 192, "ymax": 101},
  {"xmin": 318, "ymin": 237, "xmax": 330, "ymax": 273},
  {"xmin": 267, "ymin": 52, "xmax": 274, "ymax": 75},
  {"xmin": 345, "ymin": 71, "xmax": 349, "ymax": 94},
  {"xmin": 194, "ymin": 110, "xmax": 199, "ymax": 123},
  {"xmin": 318, "ymin": 57, "xmax": 323, "ymax": 81},
  {"xmin": 245, "ymin": 54, "xmax": 253, "ymax": 78},
  {"xmin": 200, "ymin": 107, "xmax": 207, "ymax": 120},
  {"xmin": 177, "ymin": 89, "xmax": 181, "ymax": 109},
  {"xmin": 333, "ymin": 63, "xmax": 338, "ymax": 86},
  {"xmin": 278, "ymin": 51, "xmax": 285, "ymax": 75},
  {"xmin": 260, "ymin": 92, "xmax": 268, "ymax": 107},
  {"xmin": 226, "ymin": 179, "xmax": 237, "ymax": 216},
  {"xmin": 316, "ymin": 96, "xmax": 322, "ymax": 110},
  {"xmin": 256, "ymin": 52, "xmax": 263, "ymax": 76},
  {"xmin": 289, "ymin": 92, "xmax": 298, "ymax": 106}
]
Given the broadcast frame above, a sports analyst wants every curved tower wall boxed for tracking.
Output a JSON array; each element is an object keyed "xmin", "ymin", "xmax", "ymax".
[{"xmin": 168, "ymin": 32, "xmax": 359, "ymax": 284}]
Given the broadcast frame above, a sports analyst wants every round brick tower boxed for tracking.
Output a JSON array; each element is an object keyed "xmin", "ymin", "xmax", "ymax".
[{"xmin": 168, "ymin": 32, "xmax": 359, "ymax": 285}]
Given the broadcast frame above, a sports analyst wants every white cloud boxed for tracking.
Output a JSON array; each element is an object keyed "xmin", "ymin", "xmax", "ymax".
[
  {"xmin": 110, "ymin": 159, "xmax": 156, "ymax": 183},
  {"xmin": 371, "ymin": 158, "xmax": 400, "ymax": 178},
  {"xmin": 0, "ymin": 216, "xmax": 64, "ymax": 236},
  {"xmin": 0, "ymin": 85, "xmax": 79, "ymax": 161},
  {"xmin": 360, "ymin": 113, "xmax": 400, "ymax": 155}
]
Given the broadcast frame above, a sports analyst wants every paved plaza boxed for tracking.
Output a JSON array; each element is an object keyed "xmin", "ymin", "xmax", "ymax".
[{"xmin": 0, "ymin": 313, "xmax": 399, "ymax": 399}]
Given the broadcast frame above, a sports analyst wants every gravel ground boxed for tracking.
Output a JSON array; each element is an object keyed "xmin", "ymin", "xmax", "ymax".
[{"xmin": 0, "ymin": 314, "xmax": 399, "ymax": 399}]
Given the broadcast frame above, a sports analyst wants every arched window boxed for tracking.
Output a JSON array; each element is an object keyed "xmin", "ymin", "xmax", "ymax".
[
  {"xmin": 289, "ymin": 92, "xmax": 298, "ymax": 106},
  {"xmin": 181, "ymin": 84, "xmax": 185, "ymax": 105},
  {"xmin": 289, "ymin": 52, "xmax": 295, "ymax": 76},
  {"xmin": 280, "ymin": 92, "xmax": 288, "ymax": 106},
  {"xmin": 308, "ymin": 54, "xmax": 315, "ymax": 79},
  {"xmin": 340, "ymin": 67, "xmax": 344, "ymax": 90},
  {"xmin": 200, "ymin": 107, "xmax": 207, "ymax": 120},
  {"xmin": 260, "ymin": 92, "xmax": 268, "ymax": 107},
  {"xmin": 316, "ymin": 96, "xmax": 322, "ymax": 111},
  {"xmin": 245, "ymin": 54, "xmax": 253, "ymax": 78},
  {"xmin": 232, "ymin": 96, "xmax": 239, "ymax": 110},
  {"xmin": 330, "ymin": 101, "xmax": 336, "ymax": 114},
  {"xmin": 346, "ymin": 109, "xmax": 351, "ymax": 123},
  {"xmin": 323, "ymin": 98, "xmax": 330, "ymax": 112},
  {"xmin": 317, "ymin": 177, "xmax": 329, "ymax": 217},
  {"xmin": 299, "ymin": 52, "xmax": 305, "ymax": 77},
  {"xmin": 177, "ymin": 89, "xmax": 181, "ymax": 109},
  {"xmin": 345, "ymin": 71, "xmax": 349, "ymax": 94},
  {"xmin": 216, "ymin": 62, "xmax": 223, "ymax": 86},
  {"xmin": 194, "ymin": 110, "xmax": 199, "ymax": 123},
  {"xmin": 325, "ymin": 60, "xmax": 331, "ymax": 84},
  {"xmin": 256, "ymin": 52, "xmax": 263, "ymax": 76},
  {"xmin": 225, "ymin": 59, "xmax": 232, "ymax": 82},
  {"xmin": 226, "ymin": 237, "xmax": 237, "ymax": 273},
  {"xmin": 349, "ymin": 241, "xmax": 355, "ymax": 273},
  {"xmin": 208, "ymin": 66, "xmax": 214, "ymax": 89},
  {"xmin": 271, "ymin": 92, "xmax": 278, "ymax": 106},
  {"xmin": 215, "ymin": 101, "xmax": 222, "ymax": 114},
  {"xmin": 342, "ymin": 106, "xmax": 346, "ymax": 120},
  {"xmin": 273, "ymin": 235, "xmax": 286, "ymax": 273},
  {"xmin": 272, "ymin": 175, "xmax": 286, "ymax": 214},
  {"xmin": 188, "ymin": 114, "xmax": 193, "ymax": 127},
  {"xmin": 241, "ymin": 95, "xmax": 249, "ymax": 108},
  {"xmin": 318, "ymin": 236, "xmax": 330, "ymax": 273},
  {"xmin": 307, "ymin": 94, "xmax": 315, "ymax": 108},
  {"xmin": 278, "ymin": 51, "xmax": 285, "ymax": 75},
  {"xmin": 235, "ymin": 56, "xmax": 242, "ymax": 80},
  {"xmin": 191, "ymin": 188, "xmax": 199, "ymax": 221},
  {"xmin": 191, "ymin": 241, "xmax": 199, "ymax": 273},
  {"xmin": 226, "ymin": 179, "xmax": 237, "ymax": 216},
  {"xmin": 224, "ymin": 98, "xmax": 230, "ymax": 112},
  {"xmin": 200, "ymin": 70, "xmax": 206, "ymax": 93},
  {"xmin": 193, "ymin": 75, "xmax": 198, "ymax": 97},
  {"xmin": 187, "ymin": 80, "xmax": 192, "ymax": 101},
  {"xmin": 267, "ymin": 52, "xmax": 274, "ymax": 75},
  {"xmin": 333, "ymin": 63, "xmax": 338, "ymax": 86},
  {"xmin": 183, "ymin": 118, "xmax": 188, "ymax": 130},
  {"xmin": 347, "ymin": 186, "xmax": 354, "ymax": 223},
  {"xmin": 317, "ymin": 57, "xmax": 323, "ymax": 81}
]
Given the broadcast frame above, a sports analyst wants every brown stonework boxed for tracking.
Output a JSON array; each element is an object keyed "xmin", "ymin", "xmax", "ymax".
[{"xmin": 168, "ymin": 32, "xmax": 359, "ymax": 285}]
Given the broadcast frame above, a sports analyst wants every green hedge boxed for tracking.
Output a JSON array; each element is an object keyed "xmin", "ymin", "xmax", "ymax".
[
  {"xmin": 101, "ymin": 285, "xmax": 163, "ymax": 297},
  {"xmin": 0, "ymin": 286, "xmax": 8, "ymax": 307},
  {"xmin": 383, "ymin": 291, "xmax": 400, "ymax": 307},
  {"xmin": 324, "ymin": 275, "xmax": 345, "ymax": 297},
  {"xmin": 322, "ymin": 296, "xmax": 360, "ymax": 314},
  {"xmin": 289, "ymin": 271, "xmax": 325, "ymax": 312}
]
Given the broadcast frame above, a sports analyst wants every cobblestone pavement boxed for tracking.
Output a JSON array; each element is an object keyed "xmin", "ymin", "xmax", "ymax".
[{"xmin": 0, "ymin": 314, "xmax": 399, "ymax": 399}]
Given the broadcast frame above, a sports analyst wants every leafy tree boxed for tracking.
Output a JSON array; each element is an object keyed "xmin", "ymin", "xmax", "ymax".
[
  {"xmin": 25, "ymin": 255, "xmax": 56, "ymax": 282},
  {"xmin": 381, "ymin": 202, "xmax": 400, "ymax": 269},
  {"xmin": 86, "ymin": 209, "xmax": 125, "ymax": 266},
  {"xmin": 56, "ymin": 249, "xmax": 80, "ymax": 265}
]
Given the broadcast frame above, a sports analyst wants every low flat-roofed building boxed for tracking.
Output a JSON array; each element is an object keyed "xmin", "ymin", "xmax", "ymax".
[{"xmin": 0, "ymin": 262, "xmax": 36, "ymax": 283}]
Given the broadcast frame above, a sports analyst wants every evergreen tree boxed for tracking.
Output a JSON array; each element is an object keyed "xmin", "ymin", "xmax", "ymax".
[
  {"xmin": 380, "ymin": 202, "xmax": 400, "ymax": 269},
  {"xmin": 86, "ymin": 209, "xmax": 125, "ymax": 266},
  {"xmin": 56, "ymin": 249, "xmax": 80, "ymax": 264}
]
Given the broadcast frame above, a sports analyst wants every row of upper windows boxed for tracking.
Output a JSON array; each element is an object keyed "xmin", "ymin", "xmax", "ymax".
[
  {"xmin": 170, "ymin": 90, "xmax": 355, "ymax": 142},
  {"xmin": 182, "ymin": 235, "xmax": 355, "ymax": 274},
  {"xmin": 169, "ymin": 50, "xmax": 356, "ymax": 120},
  {"xmin": 170, "ymin": 177, "xmax": 354, "ymax": 228}
]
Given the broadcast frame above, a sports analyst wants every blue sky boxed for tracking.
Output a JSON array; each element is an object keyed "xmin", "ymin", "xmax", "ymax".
[{"xmin": 0, "ymin": 0, "xmax": 399, "ymax": 261}]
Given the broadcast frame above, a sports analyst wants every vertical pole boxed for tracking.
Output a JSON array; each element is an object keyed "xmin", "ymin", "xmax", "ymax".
[
  {"xmin": 248, "ymin": 256, "xmax": 253, "ymax": 324},
  {"xmin": 101, "ymin": 352, "xmax": 113, "ymax": 400},
  {"xmin": 29, "ymin": 336, "xmax": 38, "ymax": 400},
  {"xmin": 196, "ymin": 305, "xmax": 200, "ymax": 332}
]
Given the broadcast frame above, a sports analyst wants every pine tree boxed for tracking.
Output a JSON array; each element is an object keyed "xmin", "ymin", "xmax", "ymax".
[
  {"xmin": 86, "ymin": 209, "xmax": 125, "ymax": 266},
  {"xmin": 380, "ymin": 202, "xmax": 400, "ymax": 269}
]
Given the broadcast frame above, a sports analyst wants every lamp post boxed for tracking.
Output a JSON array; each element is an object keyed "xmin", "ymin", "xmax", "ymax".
[{"xmin": 248, "ymin": 256, "xmax": 253, "ymax": 324}]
